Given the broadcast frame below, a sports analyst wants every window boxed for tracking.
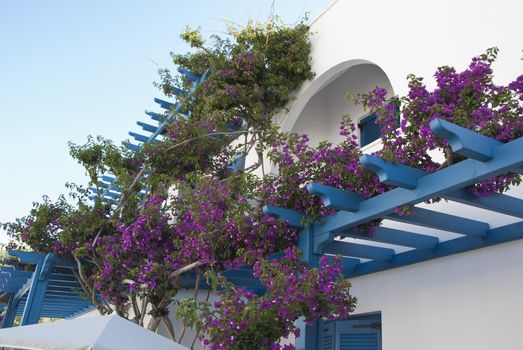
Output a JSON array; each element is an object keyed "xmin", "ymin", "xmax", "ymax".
[
  {"xmin": 358, "ymin": 99, "xmax": 400, "ymax": 147},
  {"xmin": 319, "ymin": 313, "xmax": 382, "ymax": 350},
  {"xmin": 358, "ymin": 113, "xmax": 381, "ymax": 147}
]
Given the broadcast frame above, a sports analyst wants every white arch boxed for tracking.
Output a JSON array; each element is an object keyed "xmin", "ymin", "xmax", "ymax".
[{"xmin": 282, "ymin": 59, "xmax": 395, "ymax": 147}]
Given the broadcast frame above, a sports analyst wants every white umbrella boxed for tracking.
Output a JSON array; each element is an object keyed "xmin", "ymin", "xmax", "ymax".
[{"xmin": 0, "ymin": 313, "xmax": 189, "ymax": 350}]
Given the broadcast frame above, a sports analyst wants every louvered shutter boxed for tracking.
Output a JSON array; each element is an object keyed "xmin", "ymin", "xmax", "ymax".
[
  {"xmin": 319, "ymin": 321, "xmax": 335, "ymax": 350},
  {"xmin": 333, "ymin": 315, "xmax": 381, "ymax": 350}
]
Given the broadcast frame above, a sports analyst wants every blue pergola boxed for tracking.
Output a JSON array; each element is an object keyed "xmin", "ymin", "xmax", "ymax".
[
  {"xmin": 263, "ymin": 118, "xmax": 523, "ymax": 349},
  {"xmin": 90, "ymin": 67, "xmax": 246, "ymax": 204},
  {"xmin": 0, "ymin": 250, "xmax": 94, "ymax": 327}
]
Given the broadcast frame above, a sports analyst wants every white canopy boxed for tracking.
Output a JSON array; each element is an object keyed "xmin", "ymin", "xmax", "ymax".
[{"xmin": 0, "ymin": 313, "xmax": 189, "ymax": 350}]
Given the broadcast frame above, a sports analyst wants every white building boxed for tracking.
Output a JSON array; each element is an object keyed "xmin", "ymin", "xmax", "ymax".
[{"xmin": 262, "ymin": 1, "xmax": 523, "ymax": 349}]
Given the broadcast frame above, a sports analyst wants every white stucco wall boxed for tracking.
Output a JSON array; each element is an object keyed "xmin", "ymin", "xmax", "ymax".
[
  {"xmin": 350, "ymin": 239, "xmax": 523, "ymax": 350},
  {"xmin": 282, "ymin": 1, "xmax": 523, "ymax": 349},
  {"xmin": 284, "ymin": 0, "xmax": 523, "ymax": 134}
]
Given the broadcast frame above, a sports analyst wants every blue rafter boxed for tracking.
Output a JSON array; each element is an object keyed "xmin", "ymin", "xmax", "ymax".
[{"xmin": 263, "ymin": 119, "xmax": 523, "ymax": 280}]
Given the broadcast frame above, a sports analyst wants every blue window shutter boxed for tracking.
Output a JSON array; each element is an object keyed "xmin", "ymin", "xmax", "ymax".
[
  {"xmin": 359, "ymin": 99, "xmax": 400, "ymax": 147},
  {"xmin": 319, "ymin": 321, "xmax": 335, "ymax": 350},
  {"xmin": 320, "ymin": 314, "xmax": 381, "ymax": 350},
  {"xmin": 359, "ymin": 113, "xmax": 381, "ymax": 147}
]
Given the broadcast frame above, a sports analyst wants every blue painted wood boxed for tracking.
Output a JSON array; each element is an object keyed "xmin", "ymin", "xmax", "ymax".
[
  {"xmin": 89, "ymin": 187, "xmax": 122, "ymax": 199},
  {"xmin": 360, "ymin": 154, "xmax": 426, "ymax": 189},
  {"xmin": 312, "ymin": 136, "xmax": 523, "ymax": 240},
  {"xmin": 8, "ymin": 250, "xmax": 45, "ymax": 265},
  {"xmin": 334, "ymin": 314, "xmax": 381, "ymax": 350},
  {"xmin": 128, "ymin": 132, "xmax": 150, "ymax": 143},
  {"xmin": 386, "ymin": 207, "xmax": 489, "ymax": 237},
  {"xmin": 227, "ymin": 154, "xmax": 246, "ymax": 172},
  {"xmin": 145, "ymin": 110, "xmax": 166, "ymax": 122},
  {"xmin": 323, "ymin": 241, "xmax": 394, "ymax": 261},
  {"xmin": 66, "ymin": 305, "xmax": 97, "ymax": 319},
  {"xmin": 137, "ymin": 121, "xmax": 159, "ymax": 133},
  {"xmin": 349, "ymin": 220, "xmax": 523, "ymax": 277},
  {"xmin": 122, "ymin": 141, "xmax": 141, "ymax": 152},
  {"xmin": 358, "ymin": 113, "xmax": 381, "ymax": 147},
  {"xmin": 297, "ymin": 225, "xmax": 320, "ymax": 350},
  {"xmin": 318, "ymin": 319, "xmax": 335, "ymax": 350},
  {"xmin": 20, "ymin": 253, "xmax": 51, "ymax": 325},
  {"xmin": 430, "ymin": 118, "xmax": 502, "ymax": 161},
  {"xmin": 263, "ymin": 205, "xmax": 305, "ymax": 229},
  {"xmin": 307, "ymin": 183, "xmax": 363, "ymax": 211},
  {"xmin": 340, "ymin": 226, "xmax": 439, "ymax": 249},
  {"xmin": 445, "ymin": 189, "xmax": 523, "ymax": 219},
  {"xmin": 101, "ymin": 175, "xmax": 116, "ymax": 183},
  {"xmin": 177, "ymin": 67, "xmax": 202, "ymax": 82},
  {"xmin": 170, "ymin": 85, "xmax": 188, "ymax": 97},
  {"xmin": 2, "ymin": 296, "xmax": 21, "ymax": 328},
  {"xmin": 154, "ymin": 98, "xmax": 175, "ymax": 110}
]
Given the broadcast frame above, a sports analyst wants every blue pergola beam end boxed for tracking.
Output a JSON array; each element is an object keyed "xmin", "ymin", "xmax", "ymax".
[
  {"xmin": 430, "ymin": 118, "xmax": 502, "ymax": 161},
  {"xmin": 307, "ymin": 183, "xmax": 362, "ymax": 212},
  {"xmin": 359, "ymin": 154, "xmax": 426, "ymax": 189},
  {"xmin": 263, "ymin": 205, "xmax": 305, "ymax": 229}
]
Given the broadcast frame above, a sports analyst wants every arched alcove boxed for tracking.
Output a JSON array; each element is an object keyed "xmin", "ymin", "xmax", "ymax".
[{"xmin": 285, "ymin": 61, "xmax": 395, "ymax": 147}]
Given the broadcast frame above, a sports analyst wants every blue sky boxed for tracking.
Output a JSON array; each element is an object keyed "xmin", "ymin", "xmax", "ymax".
[{"xmin": 0, "ymin": 0, "xmax": 333, "ymax": 238}]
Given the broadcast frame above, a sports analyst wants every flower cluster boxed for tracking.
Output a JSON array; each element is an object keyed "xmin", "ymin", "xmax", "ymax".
[
  {"xmin": 357, "ymin": 47, "xmax": 522, "ymax": 196},
  {"xmin": 193, "ymin": 247, "xmax": 356, "ymax": 350},
  {"xmin": 172, "ymin": 179, "xmax": 297, "ymax": 269}
]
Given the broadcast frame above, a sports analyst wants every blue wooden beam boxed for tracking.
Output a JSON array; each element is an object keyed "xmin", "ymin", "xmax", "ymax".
[
  {"xmin": 227, "ymin": 154, "xmax": 246, "ymax": 173},
  {"xmin": 177, "ymin": 67, "xmax": 202, "ymax": 82},
  {"xmin": 323, "ymin": 241, "xmax": 395, "ymax": 260},
  {"xmin": 322, "ymin": 255, "xmax": 361, "ymax": 273},
  {"xmin": 359, "ymin": 154, "xmax": 426, "ymax": 189},
  {"xmin": 263, "ymin": 205, "xmax": 305, "ymax": 229},
  {"xmin": 145, "ymin": 110, "xmax": 166, "ymax": 122},
  {"xmin": 311, "ymin": 135, "xmax": 523, "ymax": 241},
  {"xmin": 430, "ymin": 118, "xmax": 502, "ymax": 161},
  {"xmin": 101, "ymin": 175, "xmax": 116, "ymax": 183},
  {"xmin": 170, "ymin": 85, "xmax": 188, "ymax": 97},
  {"xmin": 350, "ymin": 220, "xmax": 523, "ymax": 277},
  {"xmin": 128, "ymin": 132, "xmax": 150, "ymax": 143},
  {"xmin": 137, "ymin": 121, "xmax": 159, "ymax": 133},
  {"xmin": 8, "ymin": 250, "xmax": 45, "ymax": 265},
  {"xmin": 307, "ymin": 183, "xmax": 363, "ymax": 211},
  {"xmin": 386, "ymin": 207, "xmax": 489, "ymax": 237},
  {"xmin": 2, "ymin": 295, "xmax": 21, "ymax": 328},
  {"xmin": 445, "ymin": 189, "xmax": 523, "ymax": 219},
  {"xmin": 342, "ymin": 226, "xmax": 440, "ymax": 250},
  {"xmin": 66, "ymin": 305, "xmax": 96, "ymax": 319},
  {"xmin": 122, "ymin": 141, "xmax": 141, "ymax": 152},
  {"xmin": 89, "ymin": 187, "xmax": 122, "ymax": 198},
  {"xmin": 154, "ymin": 98, "xmax": 175, "ymax": 110},
  {"xmin": 356, "ymin": 157, "xmax": 523, "ymax": 218},
  {"xmin": 296, "ymin": 225, "xmax": 320, "ymax": 350},
  {"xmin": 20, "ymin": 253, "xmax": 54, "ymax": 325}
]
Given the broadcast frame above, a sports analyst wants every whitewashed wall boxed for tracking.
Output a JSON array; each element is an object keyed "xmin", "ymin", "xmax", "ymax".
[
  {"xmin": 350, "ymin": 239, "xmax": 523, "ymax": 350},
  {"xmin": 283, "ymin": 1, "xmax": 523, "ymax": 349}
]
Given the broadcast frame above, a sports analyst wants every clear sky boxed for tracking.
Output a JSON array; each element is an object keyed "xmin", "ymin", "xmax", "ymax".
[{"xmin": 0, "ymin": 0, "xmax": 334, "ymax": 240}]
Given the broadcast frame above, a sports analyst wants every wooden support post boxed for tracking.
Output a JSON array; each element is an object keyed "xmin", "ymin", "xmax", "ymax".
[
  {"xmin": 20, "ymin": 253, "xmax": 54, "ymax": 325},
  {"xmin": 295, "ymin": 225, "xmax": 320, "ymax": 350},
  {"xmin": 2, "ymin": 294, "xmax": 21, "ymax": 328}
]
